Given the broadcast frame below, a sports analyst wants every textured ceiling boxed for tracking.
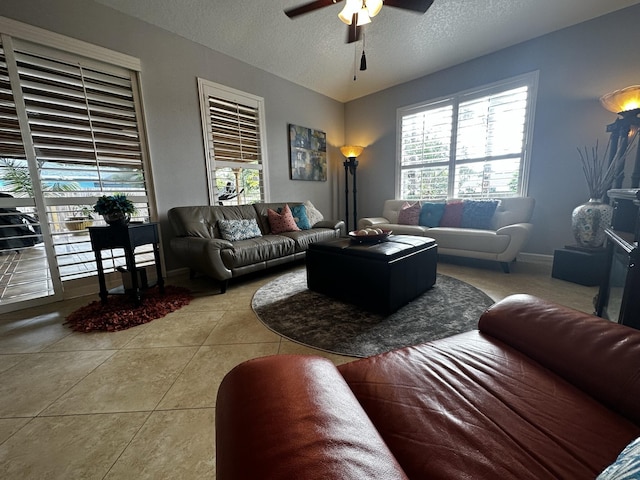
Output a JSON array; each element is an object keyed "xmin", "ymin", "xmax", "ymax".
[{"xmin": 93, "ymin": 0, "xmax": 640, "ymax": 102}]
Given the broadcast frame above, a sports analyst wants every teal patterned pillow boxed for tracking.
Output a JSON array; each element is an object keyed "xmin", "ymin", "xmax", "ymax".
[
  {"xmin": 282, "ymin": 205, "xmax": 311, "ymax": 230},
  {"xmin": 218, "ymin": 218, "xmax": 262, "ymax": 241},
  {"xmin": 597, "ymin": 437, "xmax": 640, "ymax": 479}
]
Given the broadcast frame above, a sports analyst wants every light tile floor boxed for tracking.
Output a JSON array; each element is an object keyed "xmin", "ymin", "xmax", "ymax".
[{"xmin": 0, "ymin": 259, "xmax": 597, "ymax": 479}]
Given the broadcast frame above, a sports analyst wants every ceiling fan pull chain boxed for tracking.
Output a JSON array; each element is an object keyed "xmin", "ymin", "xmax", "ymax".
[{"xmin": 360, "ymin": 31, "xmax": 367, "ymax": 71}]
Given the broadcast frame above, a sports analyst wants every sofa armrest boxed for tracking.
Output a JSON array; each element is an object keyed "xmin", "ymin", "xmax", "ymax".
[
  {"xmin": 358, "ymin": 217, "xmax": 389, "ymax": 229},
  {"xmin": 314, "ymin": 219, "xmax": 345, "ymax": 233},
  {"xmin": 216, "ymin": 355, "xmax": 408, "ymax": 480},
  {"xmin": 169, "ymin": 236, "xmax": 234, "ymax": 280},
  {"xmin": 494, "ymin": 222, "xmax": 533, "ymax": 262},
  {"xmin": 479, "ymin": 294, "xmax": 640, "ymax": 425}
]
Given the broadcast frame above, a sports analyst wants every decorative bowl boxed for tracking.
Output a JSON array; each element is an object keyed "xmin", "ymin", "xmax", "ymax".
[{"xmin": 348, "ymin": 229, "xmax": 392, "ymax": 243}]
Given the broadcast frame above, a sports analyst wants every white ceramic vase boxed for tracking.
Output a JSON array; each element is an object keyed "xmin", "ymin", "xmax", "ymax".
[{"xmin": 571, "ymin": 198, "xmax": 613, "ymax": 248}]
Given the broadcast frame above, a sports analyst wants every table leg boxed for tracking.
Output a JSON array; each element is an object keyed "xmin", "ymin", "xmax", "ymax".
[{"xmin": 95, "ymin": 253, "xmax": 108, "ymax": 304}]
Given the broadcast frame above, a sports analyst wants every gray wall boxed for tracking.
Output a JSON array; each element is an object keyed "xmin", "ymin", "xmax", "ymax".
[
  {"xmin": 0, "ymin": 0, "xmax": 345, "ymax": 271},
  {"xmin": 3, "ymin": 0, "xmax": 639, "ymax": 263},
  {"xmin": 345, "ymin": 4, "xmax": 640, "ymax": 256}
]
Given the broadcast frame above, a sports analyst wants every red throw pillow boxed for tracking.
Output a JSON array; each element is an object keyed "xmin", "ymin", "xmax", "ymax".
[
  {"xmin": 439, "ymin": 200, "xmax": 464, "ymax": 227},
  {"xmin": 397, "ymin": 202, "xmax": 421, "ymax": 225},
  {"xmin": 267, "ymin": 204, "xmax": 300, "ymax": 234}
]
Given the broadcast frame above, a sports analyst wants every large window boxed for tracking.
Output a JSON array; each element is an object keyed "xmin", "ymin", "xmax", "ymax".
[
  {"xmin": 198, "ymin": 79, "xmax": 268, "ymax": 205},
  {"xmin": 397, "ymin": 73, "xmax": 538, "ymax": 200}
]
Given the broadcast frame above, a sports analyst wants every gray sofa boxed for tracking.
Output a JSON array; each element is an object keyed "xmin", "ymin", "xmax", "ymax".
[
  {"xmin": 358, "ymin": 197, "xmax": 535, "ymax": 272},
  {"xmin": 168, "ymin": 202, "xmax": 344, "ymax": 292}
]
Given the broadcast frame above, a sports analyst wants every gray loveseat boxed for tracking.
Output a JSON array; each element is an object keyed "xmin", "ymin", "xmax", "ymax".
[
  {"xmin": 358, "ymin": 197, "xmax": 535, "ymax": 272},
  {"xmin": 168, "ymin": 201, "xmax": 344, "ymax": 292}
]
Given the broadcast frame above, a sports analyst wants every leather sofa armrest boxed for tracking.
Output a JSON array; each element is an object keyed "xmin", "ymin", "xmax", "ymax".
[
  {"xmin": 216, "ymin": 355, "xmax": 408, "ymax": 480},
  {"xmin": 479, "ymin": 294, "xmax": 640, "ymax": 425},
  {"xmin": 314, "ymin": 219, "xmax": 345, "ymax": 233},
  {"xmin": 169, "ymin": 236, "xmax": 234, "ymax": 280},
  {"xmin": 358, "ymin": 217, "xmax": 389, "ymax": 229}
]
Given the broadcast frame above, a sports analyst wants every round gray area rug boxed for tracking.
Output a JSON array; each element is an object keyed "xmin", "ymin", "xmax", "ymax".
[{"xmin": 252, "ymin": 269, "xmax": 495, "ymax": 357}]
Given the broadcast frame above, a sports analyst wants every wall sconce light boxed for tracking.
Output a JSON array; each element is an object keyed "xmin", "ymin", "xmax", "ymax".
[
  {"xmin": 340, "ymin": 145, "xmax": 364, "ymax": 231},
  {"xmin": 600, "ymin": 86, "xmax": 640, "ymax": 188}
]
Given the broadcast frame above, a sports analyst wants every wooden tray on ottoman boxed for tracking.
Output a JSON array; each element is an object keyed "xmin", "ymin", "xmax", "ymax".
[{"xmin": 306, "ymin": 235, "xmax": 437, "ymax": 313}]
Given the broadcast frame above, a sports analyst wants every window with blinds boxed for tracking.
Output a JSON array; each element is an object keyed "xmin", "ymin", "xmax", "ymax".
[
  {"xmin": 398, "ymin": 73, "xmax": 537, "ymax": 200},
  {"xmin": 0, "ymin": 29, "xmax": 152, "ymax": 304},
  {"xmin": 198, "ymin": 78, "xmax": 267, "ymax": 205}
]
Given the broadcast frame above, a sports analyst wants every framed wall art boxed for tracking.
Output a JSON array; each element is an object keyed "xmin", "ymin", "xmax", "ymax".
[{"xmin": 288, "ymin": 124, "xmax": 327, "ymax": 181}]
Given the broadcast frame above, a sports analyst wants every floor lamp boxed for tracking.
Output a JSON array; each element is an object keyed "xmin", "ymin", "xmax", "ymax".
[
  {"xmin": 600, "ymin": 86, "xmax": 640, "ymax": 188},
  {"xmin": 340, "ymin": 145, "xmax": 364, "ymax": 232}
]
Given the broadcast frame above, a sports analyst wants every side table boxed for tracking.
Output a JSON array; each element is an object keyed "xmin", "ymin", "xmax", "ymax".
[{"xmin": 88, "ymin": 223, "xmax": 165, "ymax": 304}]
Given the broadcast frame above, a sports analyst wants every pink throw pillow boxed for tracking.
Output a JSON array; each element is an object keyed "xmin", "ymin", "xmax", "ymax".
[
  {"xmin": 397, "ymin": 202, "xmax": 421, "ymax": 225},
  {"xmin": 439, "ymin": 200, "xmax": 464, "ymax": 227},
  {"xmin": 267, "ymin": 204, "xmax": 300, "ymax": 234}
]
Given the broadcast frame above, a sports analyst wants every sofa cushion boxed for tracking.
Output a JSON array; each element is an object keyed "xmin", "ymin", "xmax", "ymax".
[
  {"xmin": 218, "ymin": 218, "xmax": 262, "ymax": 242},
  {"xmin": 461, "ymin": 200, "xmax": 499, "ymax": 229},
  {"xmin": 439, "ymin": 200, "xmax": 464, "ymax": 227},
  {"xmin": 268, "ymin": 204, "xmax": 300, "ymax": 234},
  {"xmin": 304, "ymin": 200, "xmax": 324, "ymax": 226},
  {"xmin": 290, "ymin": 205, "xmax": 311, "ymax": 230},
  {"xmin": 220, "ymin": 235, "xmax": 296, "ymax": 268},
  {"xmin": 338, "ymin": 332, "xmax": 640, "ymax": 479},
  {"xmin": 426, "ymin": 227, "xmax": 510, "ymax": 253},
  {"xmin": 280, "ymin": 228, "xmax": 342, "ymax": 252},
  {"xmin": 419, "ymin": 202, "xmax": 446, "ymax": 227},
  {"xmin": 397, "ymin": 202, "xmax": 421, "ymax": 225}
]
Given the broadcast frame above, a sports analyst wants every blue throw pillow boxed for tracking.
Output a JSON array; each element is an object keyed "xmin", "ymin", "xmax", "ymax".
[
  {"xmin": 290, "ymin": 205, "xmax": 311, "ymax": 230},
  {"xmin": 419, "ymin": 202, "xmax": 446, "ymax": 227},
  {"xmin": 461, "ymin": 200, "xmax": 499, "ymax": 229}
]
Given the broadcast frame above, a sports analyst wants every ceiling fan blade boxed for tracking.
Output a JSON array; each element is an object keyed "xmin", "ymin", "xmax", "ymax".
[
  {"xmin": 285, "ymin": 0, "xmax": 341, "ymax": 18},
  {"xmin": 347, "ymin": 13, "xmax": 361, "ymax": 43},
  {"xmin": 383, "ymin": 0, "xmax": 434, "ymax": 13}
]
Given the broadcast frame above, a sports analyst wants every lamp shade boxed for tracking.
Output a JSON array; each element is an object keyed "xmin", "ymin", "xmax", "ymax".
[
  {"xmin": 340, "ymin": 145, "xmax": 364, "ymax": 158},
  {"xmin": 600, "ymin": 85, "xmax": 640, "ymax": 114}
]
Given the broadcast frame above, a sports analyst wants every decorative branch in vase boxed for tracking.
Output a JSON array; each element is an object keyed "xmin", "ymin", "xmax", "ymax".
[{"xmin": 572, "ymin": 133, "xmax": 638, "ymax": 248}]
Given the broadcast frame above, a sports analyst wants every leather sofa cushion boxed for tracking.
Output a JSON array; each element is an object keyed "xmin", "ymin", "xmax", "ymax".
[
  {"xmin": 338, "ymin": 332, "xmax": 640, "ymax": 479},
  {"xmin": 220, "ymin": 235, "xmax": 295, "ymax": 268},
  {"xmin": 279, "ymin": 228, "xmax": 341, "ymax": 252}
]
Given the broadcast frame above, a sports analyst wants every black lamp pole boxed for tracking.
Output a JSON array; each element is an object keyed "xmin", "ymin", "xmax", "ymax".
[{"xmin": 343, "ymin": 157, "xmax": 358, "ymax": 232}]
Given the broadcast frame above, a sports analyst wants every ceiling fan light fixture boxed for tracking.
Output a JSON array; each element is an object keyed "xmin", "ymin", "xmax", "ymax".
[
  {"xmin": 356, "ymin": 9, "xmax": 372, "ymax": 26},
  {"xmin": 338, "ymin": 0, "xmax": 361, "ymax": 25},
  {"xmin": 366, "ymin": 0, "xmax": 383, "ymax": 17}
]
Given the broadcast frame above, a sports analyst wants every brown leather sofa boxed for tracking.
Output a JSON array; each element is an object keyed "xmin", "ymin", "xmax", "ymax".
[
  {"xmin": 167, "ymin": 202, "xmax": 343, "ymax": 292},
  {"xmin": 216, "ymin": 294, "xmax": 640, "ymax": 479}
]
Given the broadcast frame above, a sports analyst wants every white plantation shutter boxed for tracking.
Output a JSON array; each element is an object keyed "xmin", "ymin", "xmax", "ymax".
[
  {"xmin": 0, "ymin": 21, "xmax": 153, "ymax": 310},
  {"xmin": 399, "ymin": 103, "xmax": 453, "ymax": 199},
  {"xmin": 11, "ymin": 44, "xmax": 151, "ymax": 282},
  {"xmin": 198, "ymin": 79, "xmax": 267, "ymax": 205},
  {"xmin": 398, "ymin": 73, "xmax": 537, "ymax": 200},
  {"xmin": 209, "ymin": 97, "xmax": 261, "ymax": 164}
]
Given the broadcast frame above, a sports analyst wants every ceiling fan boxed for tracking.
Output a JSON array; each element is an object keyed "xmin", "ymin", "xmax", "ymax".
[{"xmin": 285, "ymin": 0, "xmax": 434, "ymax": 43}]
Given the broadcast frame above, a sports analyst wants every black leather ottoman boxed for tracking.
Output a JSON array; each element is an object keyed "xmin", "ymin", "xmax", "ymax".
[{"xmin": 306, "ymin": 235, "xmax": 437, "ymax": 313}]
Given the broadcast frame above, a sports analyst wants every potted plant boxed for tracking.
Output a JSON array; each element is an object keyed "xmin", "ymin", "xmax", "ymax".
[
  {"xmin": 93, "ymin": 194, "xmax": 136, "ymax": 226},
  {"xmin": 64, "ymin": 206, "xmax": 94, "ymax": 232}
]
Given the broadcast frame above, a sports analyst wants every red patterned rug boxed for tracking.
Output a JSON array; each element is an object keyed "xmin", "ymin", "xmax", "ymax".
[{"xmin": 65, "ymin": 285, "xmax": 193, "ymax": 332}]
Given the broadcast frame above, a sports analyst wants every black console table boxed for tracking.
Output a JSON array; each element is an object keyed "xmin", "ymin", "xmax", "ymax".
[
  {"xmin": 88, "ymin": 223, "xmax": 164, "ymax": 304},
  {"xmin": 595, "ymin": 189, "xmax": 640, "ymax": 329}
]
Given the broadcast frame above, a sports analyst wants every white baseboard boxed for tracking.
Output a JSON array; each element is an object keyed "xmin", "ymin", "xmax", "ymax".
[{"xmin": 517, "ymin": 252, "xmax": 553, "ymax": 266}]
